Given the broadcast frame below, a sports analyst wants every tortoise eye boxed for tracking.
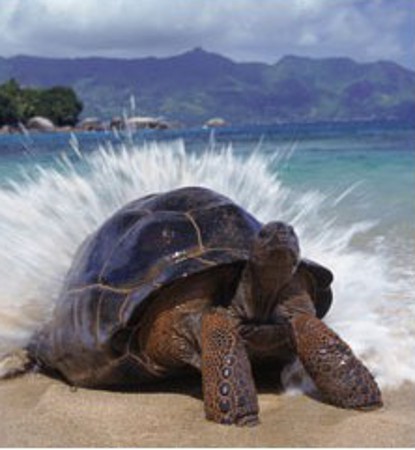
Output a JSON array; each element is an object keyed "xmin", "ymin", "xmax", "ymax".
[{"xmin": 258, "ymin": 229, "xmax": 267, "ymax": 238}]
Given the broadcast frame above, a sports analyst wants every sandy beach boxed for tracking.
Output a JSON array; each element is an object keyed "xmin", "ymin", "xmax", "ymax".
[{"xmin": 0, "ymin": 372, "xmax": 413, "ymax": 447}]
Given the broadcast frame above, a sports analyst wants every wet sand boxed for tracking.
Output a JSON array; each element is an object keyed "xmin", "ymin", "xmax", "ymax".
[{"xmin": 0, "ymin": 373, "xmax": 414, "ymax": 447}]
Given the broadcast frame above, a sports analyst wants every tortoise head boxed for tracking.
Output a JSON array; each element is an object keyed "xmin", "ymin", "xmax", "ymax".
[
  {"xmin": 250, "ymin": 221, "xmax": 300, "ymax": 301},
  {"xmin": 252, "ymin": 221, "xmax": 300, "ymax": 268}
]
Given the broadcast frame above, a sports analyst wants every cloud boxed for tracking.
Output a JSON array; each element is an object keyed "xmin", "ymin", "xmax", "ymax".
[{"xmin": 0, "ymin": 0, "xmax": 414, "ymax": 68}]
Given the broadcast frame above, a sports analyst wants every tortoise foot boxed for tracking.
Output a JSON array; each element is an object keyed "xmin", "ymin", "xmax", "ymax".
[
  {"xmin": 291, "ymin": 314, "xmax": 383, "ymax": 409},
  {"xmin": 201, "ymin": 308, "xmax": 259, "ymax": 426}
]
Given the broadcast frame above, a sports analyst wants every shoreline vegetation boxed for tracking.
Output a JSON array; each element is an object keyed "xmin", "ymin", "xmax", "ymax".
[
  {"xmin": 0, "ymin": 79, "xmax": 229, "ymax": 133},
  {"xmin": 0, "ymin": 79, "xmax": 82, "ymax": 131},
  {"xmin": 0, "ymin": 77, "xmax": 237, "ymax": 134},
  {"xmin": 0, "ymin": 78, "xmax": 177, "ymax": 134}
]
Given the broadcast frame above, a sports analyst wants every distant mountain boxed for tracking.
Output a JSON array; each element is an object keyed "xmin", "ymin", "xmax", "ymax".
[{"xmin": 1, "ymin": 48, "xmax": 414, "ymax": 124}]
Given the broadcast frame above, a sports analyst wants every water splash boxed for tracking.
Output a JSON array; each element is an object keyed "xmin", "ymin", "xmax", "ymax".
[{"xmin": 0, "ymin": 139, "xmax": 413, "ymax": 387}]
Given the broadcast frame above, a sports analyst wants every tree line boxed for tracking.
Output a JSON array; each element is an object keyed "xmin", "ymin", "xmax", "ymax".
[{"xmin": 0, "ymin": 79, "xmax": 83, "ymax": 127}]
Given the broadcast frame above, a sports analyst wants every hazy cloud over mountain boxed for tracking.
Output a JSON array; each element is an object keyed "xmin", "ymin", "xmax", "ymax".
[{"xmin": 1, "ymin": 0, "xmax": 414, "ymax": 69}]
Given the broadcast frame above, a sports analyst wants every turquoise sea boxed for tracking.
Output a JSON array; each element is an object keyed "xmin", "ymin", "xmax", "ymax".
[{"xmin": 0, "ymin": 121, "xmax": 414, "ymax": 388}]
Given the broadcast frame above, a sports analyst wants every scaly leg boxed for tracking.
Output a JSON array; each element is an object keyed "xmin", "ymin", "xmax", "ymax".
[
  {"xmin": 201, "ymin": 308, "xmax": 259, "ymax": 426},
  {"xmin": 291, "ymin": 313, "xmax": 382, "ymax": 409}
]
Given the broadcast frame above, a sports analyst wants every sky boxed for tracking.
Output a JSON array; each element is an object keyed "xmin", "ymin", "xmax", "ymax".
[{"xmin": 0, "ymin": 0, "xmax": 414, "ymax": 69}]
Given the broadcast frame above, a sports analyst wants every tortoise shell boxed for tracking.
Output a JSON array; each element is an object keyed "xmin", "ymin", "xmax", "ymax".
[
  {"xmin": 30, "ymin": 186, "xmax": 332, "ymax": 387},
  {"xmin": 63, "ymin": 186, "xmax": 262, "ymax": 320},
  {"xmin": 31, "ymin": 187, "xmax": 261, "ymax": 385}
]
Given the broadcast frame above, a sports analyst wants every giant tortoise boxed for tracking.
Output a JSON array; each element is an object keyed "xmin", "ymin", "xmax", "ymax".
[{"xmin": 28, "ymin": 186, "xmax": 382, "ymax": 425}]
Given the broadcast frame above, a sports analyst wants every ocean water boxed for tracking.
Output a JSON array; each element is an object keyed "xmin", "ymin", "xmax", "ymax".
[{"xmin": 0, "ymin": 122, "xmax": 414, "ymax": 389}]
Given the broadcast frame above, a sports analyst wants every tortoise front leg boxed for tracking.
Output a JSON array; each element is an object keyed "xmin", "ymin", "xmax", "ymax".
[
  {"xmin": 201, "ymin": 308, "xmax": 259, "ymax": 426},
  {"xmin": 290, "ymin": 313, "xmax": 383, "ymax": 409}
]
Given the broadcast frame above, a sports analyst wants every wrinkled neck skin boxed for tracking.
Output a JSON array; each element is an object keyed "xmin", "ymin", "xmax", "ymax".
[{"xmin": 232, "ymin": 250, "xmax": 295, "ymax": 321}]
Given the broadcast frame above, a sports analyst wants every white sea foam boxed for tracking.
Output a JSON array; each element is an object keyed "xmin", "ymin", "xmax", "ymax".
[{"xmin": 0, "ymin": 139, "xmax": 414, "ymax": 387}]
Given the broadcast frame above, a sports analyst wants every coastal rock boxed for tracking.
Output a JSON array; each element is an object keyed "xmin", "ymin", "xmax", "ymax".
[
  {"xmin": 79, "ymin": 117, "xmax": 104, "ymax": 131},
  {"xmin": 0, "ymin": 125, "xmax": 14, "ymax": 134},
  {"xmin": 27, "ymin": 116, "xmax": 55, "ymax": 132},
  {"xmin": 126, "ymin": 116, "xmax": 169, "ymax": 130},
  {"xmin": 204, "ymin": 117, "xmax": 227, "ymax": 128},
  {"xmin": 110, "ymin": 116, "xmax": 124, "ymax": 130}
]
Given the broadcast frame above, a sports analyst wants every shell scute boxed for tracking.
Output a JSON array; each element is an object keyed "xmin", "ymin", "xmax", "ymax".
[
  {"xmin": 65, "ymin": 208, "xmax": 150, "ymax": 289},
  {"xmin": 99, "ymin": 211, "xmax": 200, "ymax": 288},
  {"xmin": 191, "ymin": 202, "xmax": 260, "ymax": 251}
]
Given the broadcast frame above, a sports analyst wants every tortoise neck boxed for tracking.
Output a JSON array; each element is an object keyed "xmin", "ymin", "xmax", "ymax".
[
  {"xmin": 253, "ymin": 258, "xmax": 292, "ymax": 314},
  {"xmin": 232, "ymin": 255, "xmax": 294, "ymax": 321}
]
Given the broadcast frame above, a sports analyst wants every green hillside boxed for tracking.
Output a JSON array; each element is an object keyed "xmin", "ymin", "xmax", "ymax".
[{"xmin": 0, "ymin": 48, "xmax": 413, "ymax": 125}]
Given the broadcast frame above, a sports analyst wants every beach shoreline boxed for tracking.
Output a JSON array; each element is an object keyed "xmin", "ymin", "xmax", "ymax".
[{"xmin": 0, "ymin": 373, "xmax": 413, "ymax": 447}]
